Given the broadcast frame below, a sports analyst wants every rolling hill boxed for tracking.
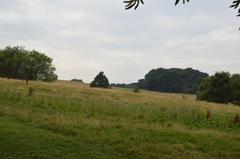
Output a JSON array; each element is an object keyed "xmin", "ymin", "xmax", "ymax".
[{"xmin": 0, "ymin": 78, "xmax": 240, "ymax": 159}]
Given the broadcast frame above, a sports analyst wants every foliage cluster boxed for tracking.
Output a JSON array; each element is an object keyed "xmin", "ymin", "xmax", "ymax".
[
  {"xmin": 124, "ymin": 0, "xmax": 240, "ymax": 17},
  {"xmin": 137, "ymin": 68, "xmax": 208, "ymax": 94},
  {"xmin": 90, "ymin": 71, "xmax": 110, "ymax": 88},
  {"xmin": 0, "ymin": 46, "xmax": 57, "ymax": 83},
  {"xmin": 197, "ymin": 72, "xmax": 240, "ymax": 105}
]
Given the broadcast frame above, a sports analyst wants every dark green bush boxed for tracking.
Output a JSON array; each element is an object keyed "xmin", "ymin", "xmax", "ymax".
[{"xmin": 133, "ymin": 88, "xmax": 140, "ymax": 93}]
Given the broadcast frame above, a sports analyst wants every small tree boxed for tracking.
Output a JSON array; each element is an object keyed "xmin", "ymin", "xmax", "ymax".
[{"xmin": 90, "ymin": 72, "xmax": 110, "ymax": 88}]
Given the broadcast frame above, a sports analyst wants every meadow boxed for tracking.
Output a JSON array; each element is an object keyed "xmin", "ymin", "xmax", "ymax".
[{"xmin": 0, "ymin": 78, "xmax": 240, "ymax": 159}]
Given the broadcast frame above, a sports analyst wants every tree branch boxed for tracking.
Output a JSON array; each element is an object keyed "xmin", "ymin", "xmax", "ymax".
[
  {"xmin": 230, "ymin": 0, "xmax": 240, "ymax": 16},
  {"xmin": 124, "ymin": 0, "xmax": 240, "ymax": 17}
]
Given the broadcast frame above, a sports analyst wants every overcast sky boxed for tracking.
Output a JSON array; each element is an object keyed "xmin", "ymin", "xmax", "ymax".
[{"xmin": 0, "ymin": 0, "xmax": 239, "ymax": 83}]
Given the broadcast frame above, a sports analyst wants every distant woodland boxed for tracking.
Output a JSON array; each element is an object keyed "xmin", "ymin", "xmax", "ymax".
[{"xmin": 112, "ymin": 68, "xmax": 208, "ymax": 94}]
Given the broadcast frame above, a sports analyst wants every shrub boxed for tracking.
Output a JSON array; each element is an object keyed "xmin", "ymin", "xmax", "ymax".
[{"xmin": 133, "ymin": 88, "xmax": 140, "ymax": 93}]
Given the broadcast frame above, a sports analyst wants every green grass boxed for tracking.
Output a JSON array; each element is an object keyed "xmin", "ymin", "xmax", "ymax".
[{"xmin": 0, "ymin": 78, "xmax": 240, "ymax": 159}]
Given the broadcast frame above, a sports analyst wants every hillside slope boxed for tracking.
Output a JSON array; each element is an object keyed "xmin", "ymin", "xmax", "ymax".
[{"xmin": 0, "ymin": 78, "xmax": 240, "ymax": 159}]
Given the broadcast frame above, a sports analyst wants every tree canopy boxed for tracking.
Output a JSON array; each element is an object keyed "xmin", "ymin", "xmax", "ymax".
[
  {"xmin": 0, "ymin": 46, "xmax": 57, "ymax": 83},
  {"xmin": 137, "ymin": 68, "xmax": 208, "ymax": 94},
  {"xmin": 197, "ymin": 72, "xmax": 240, "ymax": 105},
  {"xmin": 90, "ymin": 72, "xmax": 110, "ymax": 88},
  {"xmin": 230, "ymin": 74, "xmax": 240, "ymax": 105},
  {"xmin": 124, "ymin": 0, "xmax": 240, "ymax": 17}
]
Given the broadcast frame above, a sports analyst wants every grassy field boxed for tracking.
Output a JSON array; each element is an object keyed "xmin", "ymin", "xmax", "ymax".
[{"xmin": 0, "ymin": 78, "xmax": 240, "ymax": 159}]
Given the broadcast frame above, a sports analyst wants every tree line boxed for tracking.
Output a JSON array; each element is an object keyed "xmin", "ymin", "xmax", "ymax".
[
  {"xmin": 112, "ymin": 68, "xmax": 208, "ymax": 94},
  {"xmin": 0, "ymin": 46, "xmax": 57, "ymax": 83},
  {"xmin": 111, "ymin": 68, "xmax": 240, "ymax": 105},
  {"xmin": 1, "ymin": 46, "xmax": 239, "ymax": 106}
]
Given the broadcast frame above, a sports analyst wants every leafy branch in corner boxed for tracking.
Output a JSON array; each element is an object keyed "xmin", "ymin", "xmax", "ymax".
[
  {"xmin": 124, "ymin": 0, "xmax": 144, "ymax": 10},
  {"xmin": 230, "ymin": 0, "xmax": 240, "ymax": 16},
  {"xmin": 174, "ymin": 0, "xmax": 189, "ymax": 5},
  {"xmin": 124, "ymin": 0, "xmax": 189, "ymax": 10},
  {"xmin": 124, "ymin": 0, "xmax": 240, "ymax": 17}
]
